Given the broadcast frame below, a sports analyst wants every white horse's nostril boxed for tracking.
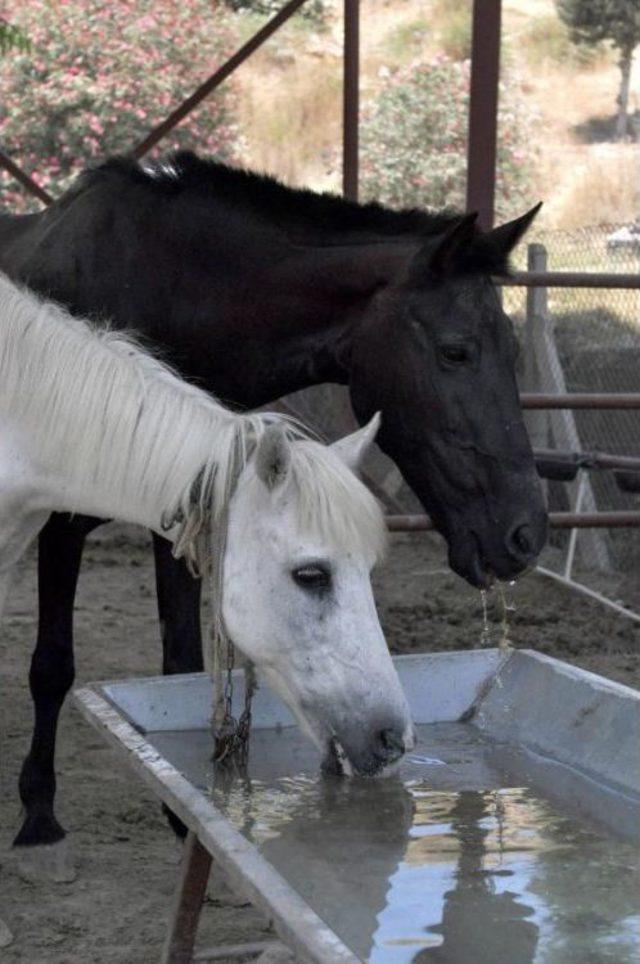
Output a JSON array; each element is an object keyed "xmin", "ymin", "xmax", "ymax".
[{"xmin": 379, "ymin": 727, "xmax": 406, "ymax": 763}]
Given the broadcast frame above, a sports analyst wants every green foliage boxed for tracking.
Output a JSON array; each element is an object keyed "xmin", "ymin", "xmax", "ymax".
[
  {"xmin": 439, "ymin": 17, "xmax": 471, "ymax": 62},
  {"xmin": 556, "ymin": 0, "xmax": 640, "ymax": 139},
  {"xmin": 434, "ymin": 0, "xmax": 471, "ymax": 61},
  {"xmin": 523, "ymin": 14, "xmax": 603, "ymax": 66},
  {"xmin": 222, "ymin": 0, "xmax": 329, "ymax": 26},
  {"xmin": 360, "ymin": 55, "xmax": 537, "ymax": 221},
  {"xmin": 0, "ymin": 0, "xmax": 239, "ymax": 212},
  {"xmin": 382, "ymin": 19, "xmax": 431, "ymax": 63},
  {"xmin": 556, "ymin": 0, "xmax": 640, "ymax": 54},
  {"xmin": 0, "ymin": 17, "xmax": 31, "ymax": 56}
]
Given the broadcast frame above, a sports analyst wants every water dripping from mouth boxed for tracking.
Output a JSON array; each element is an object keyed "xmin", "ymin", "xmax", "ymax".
[
  {"xmin": 478, "ymin": 589, "xmax": 492, "ymax": 648},
  {"xmin": 497, "ymin": 583, "xmax": 517, "ymax": 652},
  {"xmin": 478, "ymin": 585, "xmax": 516, "ymax": 651}
]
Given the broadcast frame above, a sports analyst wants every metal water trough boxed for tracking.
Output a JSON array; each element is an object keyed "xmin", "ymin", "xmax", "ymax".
[{"xmin": 73, "ymin": 650, "xmax": 640, "ymax": 963}]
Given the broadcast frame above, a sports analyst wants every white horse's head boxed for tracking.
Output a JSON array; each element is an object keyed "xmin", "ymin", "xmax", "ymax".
[{"xmin": 222, "ymin": 415, "xmax": 415, "ymax": 776}]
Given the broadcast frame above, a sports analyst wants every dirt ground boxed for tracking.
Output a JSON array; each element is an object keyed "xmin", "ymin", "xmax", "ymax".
[{"xmin": 1, "ymin": 525, "xmax": 638, "ymax": 963}]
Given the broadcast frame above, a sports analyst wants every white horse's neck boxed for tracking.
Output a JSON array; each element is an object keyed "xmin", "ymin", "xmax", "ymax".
[
  {"xmin": 0, "ymin": 273, "xmax": 414, "ymax": 775},
  {"xmin": 0, "ymin": 274, "xmax": 265, "ymax": 541}
]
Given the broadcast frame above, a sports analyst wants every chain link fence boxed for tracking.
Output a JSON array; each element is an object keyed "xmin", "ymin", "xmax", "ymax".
[{"xmin": 508, "ymin": 227, "xmax": 640, "ymax": 576}]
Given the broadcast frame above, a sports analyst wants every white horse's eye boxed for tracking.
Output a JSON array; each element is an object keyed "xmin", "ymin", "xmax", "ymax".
[{"xmin": 292, "ymin": 565, "xmax": 331, "ymax": 591}]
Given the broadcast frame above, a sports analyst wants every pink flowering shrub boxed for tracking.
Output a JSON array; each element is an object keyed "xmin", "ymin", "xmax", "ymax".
[
  {"xmin": 360, "ymin": 55, "xmax": 537, "ymax": 220},
  {"xmin": 0, "ymin": 0, "xmax": 239, "ymax": 212}
]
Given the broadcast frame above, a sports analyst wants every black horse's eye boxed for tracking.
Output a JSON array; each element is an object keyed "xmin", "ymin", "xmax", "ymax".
[
  {"xmin": 292, "ymin": 565, "xmax": 331, "ymax": 591},
  {"xmin": 439, "ymin": 343, "xmax": 468, "ymax": 365}
]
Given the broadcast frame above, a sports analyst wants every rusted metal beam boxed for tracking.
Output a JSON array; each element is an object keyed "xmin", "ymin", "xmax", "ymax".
[
  {"xmin": 132, "ymin": 0, "xmax": 310, "ymax": 159},
  {"xmin": 466, "ymin": 0, "xmax": 501, "ymax": 229},
  {"xmin": 0, "ymin": 150, "xmax": 52, "ymax": 205},
  {"xmin": 497, "ymin": 271, "xmax": 640, "ymax": 289},
  {"xmin": 343, "ymin": 0, "xmax": 360, "ymax": 200},
  {"xmin": 386, "ymin": 512, "xmax": 640, "ymax": 532},
  {"xmin": 520, "ymin": 393, "xmax": 640, "ymax": 410},
  {"xmin": 161, "ymin": 831, "xmax": 212, "ymax": 964}
]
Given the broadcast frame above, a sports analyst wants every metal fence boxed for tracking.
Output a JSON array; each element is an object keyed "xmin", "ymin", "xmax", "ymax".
[
  {"xmin": 505, "ymin": 231, "xmax": 640, "ymax": 578},
  {"xmin": 505, "ymin": 225, "xmax": 640, "ymax": 330}
]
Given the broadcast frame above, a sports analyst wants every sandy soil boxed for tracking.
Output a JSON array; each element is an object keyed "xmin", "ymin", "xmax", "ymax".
[{"xmin": 0, "ymin": 525, "xmax": 638, "ymax": 963}]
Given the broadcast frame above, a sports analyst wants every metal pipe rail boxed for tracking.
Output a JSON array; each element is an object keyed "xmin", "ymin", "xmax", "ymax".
[
  {"xmin": 533, "ymin": 449, "xmax": 640, "ymax": 473},
  {"xmin": 386, "ymin": 512, "xmax": 640, "ymax": 532},
  {"xmin": 498, "ymin": 271, "xmax": 640, "ymax": 289},
  {"xmin": 520, "ymin": 393, "xmax": 640, "ymax": 409}
]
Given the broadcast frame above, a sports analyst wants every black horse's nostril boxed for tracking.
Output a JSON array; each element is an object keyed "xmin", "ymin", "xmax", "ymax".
[
  {"xmin": 379, "ymin": 727, "xmax": 405, "ymax": 763},
  {"xmin": 514, "ymin": 524, "xmax": 533, "ymax": 554},
  {"xmin": 508, "ymin": 523, "xmax": 535, "ymax": 560}
]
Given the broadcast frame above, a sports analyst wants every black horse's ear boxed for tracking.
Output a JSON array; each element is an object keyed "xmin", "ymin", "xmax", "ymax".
[
  {"xmin": 482, "ymin": 202, "xmax": 543, "ymax": 258},
  {"xmin": 409, "ymin": 212, "xmax": 479, "ymax": 284}
]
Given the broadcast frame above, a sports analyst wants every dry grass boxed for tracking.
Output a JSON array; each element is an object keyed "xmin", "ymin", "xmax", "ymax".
[
  {"xmin": 237, "ymin": 42, "xmax": 342, "ymax": 190},
  {"xmin": 543, "ymin": 146, "xmax": 640, "ymax": 229},
  {"xmin": 234, "ymin": 0, "xmax": 439, "ymax": 189},
  {"xmin": 230, "ymin": 0, "xmax": 639, "ymax": 228}
]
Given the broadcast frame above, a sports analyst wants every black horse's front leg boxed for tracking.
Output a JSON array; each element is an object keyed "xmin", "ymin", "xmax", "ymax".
[
  {"xmin": 14, "ymin": 513, "xmax": 102, "ymax": 861},
  {"xmin": 152, "ymin": 532, "xmax": 204, "ymax": 676},
  {"xmin": 152, "ymin": 533, "xmax": 204, "ymax": 839}
]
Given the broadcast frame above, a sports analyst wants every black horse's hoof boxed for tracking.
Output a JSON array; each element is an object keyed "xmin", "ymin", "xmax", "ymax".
[{"xmin": 13, "ymin": 812, "xmax": 66, "ymax": 848}]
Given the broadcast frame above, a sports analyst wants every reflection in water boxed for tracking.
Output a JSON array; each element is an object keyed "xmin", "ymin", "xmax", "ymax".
[
  {"xmin": 150, "ymin": 723, "xmax": 640, "ymax": 963},
  {"xmin": 410, "ymin": 791, "xmax": 538, "ymax": 963},
  {"xmin": 526, "ymin": 806, "xmax": 640, "ymax": 963},
  {"xmin": 213, "ymin": 771, "xmax": 415, "ymax": 956}
]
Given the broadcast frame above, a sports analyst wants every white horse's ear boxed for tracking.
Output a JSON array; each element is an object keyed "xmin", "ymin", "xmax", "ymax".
[
  {"xmin": 330, "ymin": 412, "xmax": 381, "ymax": 472},
  {"xmin": 255, "ymin": 423, "xmax": 292, "ymax": 490}
]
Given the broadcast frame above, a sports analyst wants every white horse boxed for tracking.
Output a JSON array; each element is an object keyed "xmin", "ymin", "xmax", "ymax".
[{"xmin": 0, "ymin": 272, "xmax": 413, "ymax": 777}]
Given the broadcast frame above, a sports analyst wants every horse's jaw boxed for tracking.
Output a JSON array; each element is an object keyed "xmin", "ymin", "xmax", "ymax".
[
  {"xmin": 256, "ymin": 659, "xmax": 415, "ymax": 779},
  {"xmin": 321, "ymin": 734, "xmax": 412, "ymax": 780}
]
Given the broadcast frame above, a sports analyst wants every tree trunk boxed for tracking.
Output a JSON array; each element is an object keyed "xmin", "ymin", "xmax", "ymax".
[{"xmin": 615, "ymin": 44, "xmax": 634, "ymax": 141}]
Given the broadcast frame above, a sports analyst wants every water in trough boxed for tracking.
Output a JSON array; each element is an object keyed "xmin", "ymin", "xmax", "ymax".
[{"xmin": 149, "ymin": 722, "xmax": 640, "ymax": 963}]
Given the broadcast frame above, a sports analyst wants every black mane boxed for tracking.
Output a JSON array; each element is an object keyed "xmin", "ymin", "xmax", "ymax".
[{"xmin": 82, "ymin": 151, "xmax": 461, "ymax": 242}]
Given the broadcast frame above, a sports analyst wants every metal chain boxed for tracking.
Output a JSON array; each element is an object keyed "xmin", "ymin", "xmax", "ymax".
[
  {"xmin": 209, "ymin": 437, "xmax": 258, "ymax": 768},
  {"xmin": 212, "ymin": 630, "xmax": 257, "ymax": 766}
]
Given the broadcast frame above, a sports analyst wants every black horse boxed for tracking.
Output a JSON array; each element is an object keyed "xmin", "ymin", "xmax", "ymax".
[{"xmin": 0, "ymin": 152, "xmax": 546, "ymax": 860}]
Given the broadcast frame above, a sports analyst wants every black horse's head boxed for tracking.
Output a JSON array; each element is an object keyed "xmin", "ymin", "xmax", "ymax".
[{"xmin": 349, "ymin": 205, "xmax": 547, "ymax": 588}]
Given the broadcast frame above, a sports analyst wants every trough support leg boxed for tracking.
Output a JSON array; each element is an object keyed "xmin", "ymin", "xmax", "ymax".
[{"xmin": 161, "ymin": 831, "xmax": 212, "ymax": 964}]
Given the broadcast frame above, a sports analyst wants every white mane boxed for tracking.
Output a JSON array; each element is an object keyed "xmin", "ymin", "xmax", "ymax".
[
  {"xmin": 0, "ymin": 273, "xmax": 386, "ymax": 568},
  {"xmin": 254, "ymin": 437, "xmax": 387, "ymax": 565}
]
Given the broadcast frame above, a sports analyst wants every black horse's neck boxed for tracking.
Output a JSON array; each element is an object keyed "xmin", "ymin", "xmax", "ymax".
[
  {"xmin": 219, "ymin": 239, "xmax": 414, "ymax": 407},
  {"xmin": 0, "ymin": 155, "xmax": 445, "ymax": 409},
  {"xmin": 0, "ymin": 151, "xmax": 430, "ymax": 409},
  {"xmin": 0, "ymin": 204, "xmax": 417, "ymax": 409}
]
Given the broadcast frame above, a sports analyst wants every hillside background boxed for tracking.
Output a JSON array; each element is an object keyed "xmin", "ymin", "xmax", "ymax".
[{"xmin": 231, "ymin": 0, "xmax": 640, "ymax": 230}]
